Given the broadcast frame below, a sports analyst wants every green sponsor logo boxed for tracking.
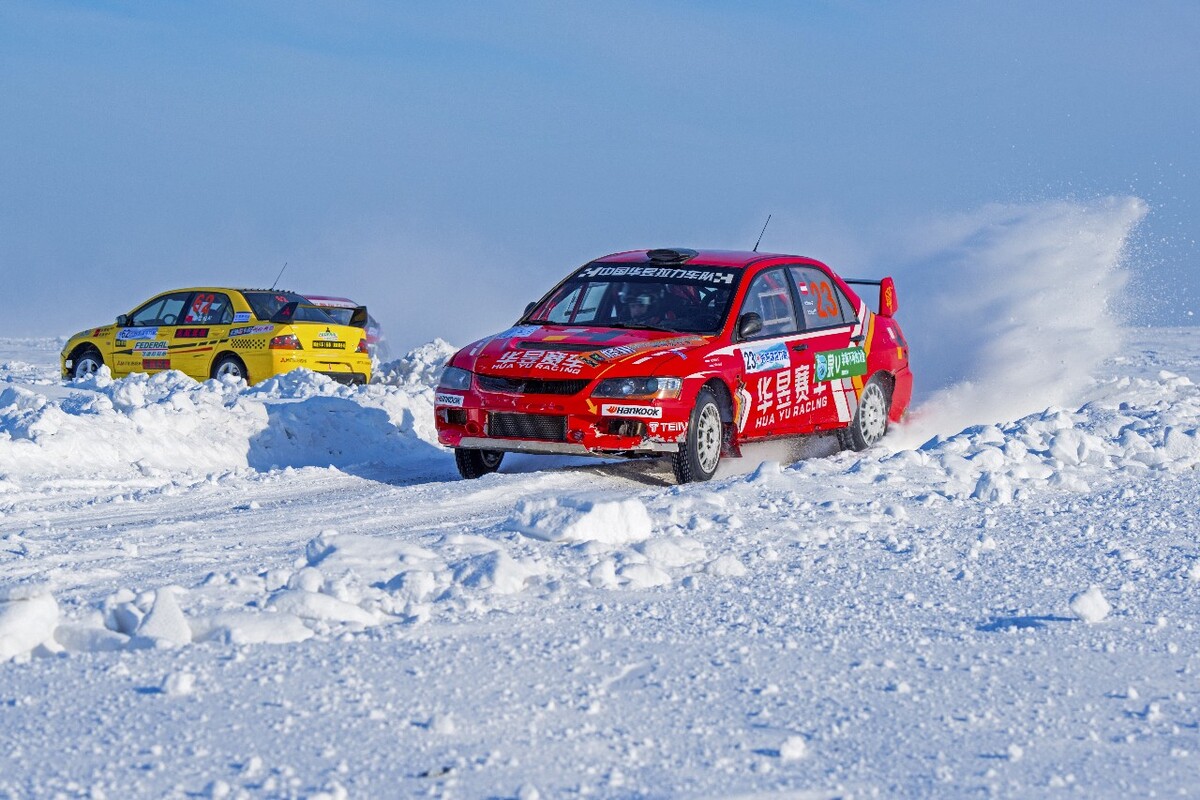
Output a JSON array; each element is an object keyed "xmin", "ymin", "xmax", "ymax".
[{"xmin": 814, "ymin": 347, "xmax": 867, "ymax": 382}]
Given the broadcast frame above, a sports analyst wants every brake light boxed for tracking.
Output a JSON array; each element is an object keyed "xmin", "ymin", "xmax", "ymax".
[
  {"xmin": 269, "ymin": 334, "xmax": 303, "ymax": 350},
  {"xmin": 356, "ymin": 338, "xmax": 369, "ymax": 354}
]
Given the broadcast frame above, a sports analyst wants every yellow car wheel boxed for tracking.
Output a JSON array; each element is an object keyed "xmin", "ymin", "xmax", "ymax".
[
  {"xmin": 211, "ymin": 354, "xmax": 248, "ymax": 383},
  {"xmin": 73, "ymin": 348, "xmax": 104, "ymax": 379}
]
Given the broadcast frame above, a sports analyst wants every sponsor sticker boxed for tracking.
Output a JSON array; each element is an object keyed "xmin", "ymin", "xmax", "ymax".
[
  {"xmin": 117, "ymin": 326, "xmax": 159, "ymax": 341},
  {"xmin": 740, "ymin": 341, "xmax": 790, "ymax": 373},
  {"xmin": 233, "ymin": 312, "xmax": 252, "ymax": 323},
  {"xmin": 496, "ymin": 325, "xmax": 541, "ymax": 339},
  {"xmin": 317, "ymin": 330, "xmax": 340, "ymax": 341},
  {"xmin": 576, "ymin": 265, "xmax": 737, "ymax": 286},
  {"xmin": 581, "ymin": 335, "xmax": 704, "ymax": 367},
  {"xmin": 814, "ymin": 347, "xmax": 867, "ymax": 382},
  {"xmin": 174, "ymin": 328, "xmax": 209, "ymax": 339},
  {"xmin": 142, "ymin": 358, "xmax": 171, "ymax": 370},
  {"xmin": 601, "ymin": 403, "xmax": 664, "ymax": 418},
  {"xmin": 435, "ymin": 392, "xmax": 465, "ymax": 407},
  {"xmin": 230, "ymin": 325, "xmax": 275, "ymax": 337},
  {"xmin": 133, "ymin": 341, "xmax": 168, "ymax": 354}
]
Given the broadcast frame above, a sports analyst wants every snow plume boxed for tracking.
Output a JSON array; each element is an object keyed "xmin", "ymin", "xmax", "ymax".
[{"xmin": 888, "ymin": 197, "xmax": 1148, "ymax": 445}]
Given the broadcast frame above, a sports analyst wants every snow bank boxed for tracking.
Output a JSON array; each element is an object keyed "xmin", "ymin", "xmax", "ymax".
[
  {"xmin": 0, "ymin": 588, "xmax": 59, "ymax": 661},
  {"xmin": 0, "ymin": 344, "xmax": 447, "ymax": 481}
]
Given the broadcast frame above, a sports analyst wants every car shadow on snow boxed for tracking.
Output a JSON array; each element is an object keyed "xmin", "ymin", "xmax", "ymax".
[{"xmin": 247, "ymin": 397, "xmax": 459, "ymax": 486}]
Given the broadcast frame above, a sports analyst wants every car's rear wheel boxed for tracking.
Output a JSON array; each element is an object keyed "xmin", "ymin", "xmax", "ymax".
[
  {"xmin": 72, "ymin": 348, "xmax": 103, "ymax": 379},
  {"xmin": 671, "ymin": 387, "xmax": 722, "ymax": 484},
  {"xmin": 211, "ymin": 354, "xmax": 248, "ymax": 383},
  {"xmin": 455, "ymin": 448, "xmax": 504, "ymax": 479},
  {"xmin": 841, "ymin": 376, "xmax": 890, "ymax": 451}
]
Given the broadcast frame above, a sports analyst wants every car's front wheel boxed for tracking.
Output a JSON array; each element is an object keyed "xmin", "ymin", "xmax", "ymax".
[
  {"xmin": 211, "ymin": 354, "xmax": 248, "ymax": 383},
  {"xmin": 671, "ymin": 386, "xmax": 723, "ymax": 484},
  {"xmin": 72, "ymin": 348, "xmax": 104, "ymax": 379},
  {"xmin": 455, "ymin": 448, "xmax": 504, "ymax": 479},
  {"xmin": 841, "ymin": 376, "xmax": 890, "ymax": 451}
]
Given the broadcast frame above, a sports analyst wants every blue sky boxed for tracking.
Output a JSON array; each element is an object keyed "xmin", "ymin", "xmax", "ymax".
[{"xmin": 2, "ymin": 1, "xmax": 1198, "ymax": 349}]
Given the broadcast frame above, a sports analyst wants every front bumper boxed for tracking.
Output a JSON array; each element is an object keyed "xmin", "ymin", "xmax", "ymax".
[{"xmin": 435, "ymin": 388, "xmax": 689, "ymax": 457}]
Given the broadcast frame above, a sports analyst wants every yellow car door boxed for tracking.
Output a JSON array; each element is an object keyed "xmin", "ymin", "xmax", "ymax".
[
  {"xmin": 173, "ymin": 290, "xmax": 236, "ymax": 380},
  {"xmin": 113, "ymin": 290, "xmax": 192, "ymax": 377}
]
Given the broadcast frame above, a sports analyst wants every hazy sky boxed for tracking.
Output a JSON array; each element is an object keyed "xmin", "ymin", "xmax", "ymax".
[{"xmin": 2, "ymin": 1, "xmax": 1198, "ymax": 350}]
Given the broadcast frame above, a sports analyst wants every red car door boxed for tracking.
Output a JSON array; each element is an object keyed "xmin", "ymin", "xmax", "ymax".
[{"xmin": 787, "ymin": 265, "xmax": 865, "ymax": 434}]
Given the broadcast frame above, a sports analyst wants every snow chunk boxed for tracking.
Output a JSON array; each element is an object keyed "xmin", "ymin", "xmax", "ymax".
[
  {"xmin": 1069, "ymin": 586, "xmax": 1112, "ymax": 623},
  {"xmin": 780, "ymin": 735, "xmax": 809, "ymax": 761},
  {"xmin": 0, "ymin": 591, "xmax": 59, "ymax": 661},
  {"xmin": 509, "ymin": 497, "xmax": 653, "ymax": 544},
  {"xmin": 194, "ymin": 611, "xmax": 315, "ymax": 645},
  {"xmin": 268, "ymin": 589, "xmax": 378, "ymax": 627},
  {"xmin": 452, "ymin": 551, "xmax": 545, "ymax": 595},
  {"xmin": 136, "ymin": 587, "xmax": 192, "ymax": 647}
]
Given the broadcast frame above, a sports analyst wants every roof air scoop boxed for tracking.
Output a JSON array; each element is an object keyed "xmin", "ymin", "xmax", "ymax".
[{"xmin": 646, "ymin": 248, "xmax": 698, "ymax": 264}]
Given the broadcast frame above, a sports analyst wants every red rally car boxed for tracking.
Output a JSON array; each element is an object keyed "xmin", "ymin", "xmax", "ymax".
[{"xmin": 435, "ymin": 248, "xmax": 912, "ymax": 483}]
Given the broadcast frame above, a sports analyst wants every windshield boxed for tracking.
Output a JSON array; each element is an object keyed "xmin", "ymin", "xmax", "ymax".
[
  {"xmin": 524, "ymin": 263, "xmax": 740, "ymax": 334},
  {"xmin": 241, "ymin": 291, "xmax": 338, "ymax": 324}
]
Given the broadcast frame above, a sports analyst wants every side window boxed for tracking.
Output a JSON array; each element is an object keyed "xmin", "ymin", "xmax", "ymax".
[
  {"xmin": 738, "ymin": 269, "xmax": 799, "ymax": 338},
  {"xmin": 128, "ymin": 292, "xmax": 192, "ymax": 326},
  {"xmin": 184, "ymin": 292, "xmax": 233, "ymax": 325},
  {"xmin": 789, "ymin": 267, "xmax": 856, "ymax": 329}
]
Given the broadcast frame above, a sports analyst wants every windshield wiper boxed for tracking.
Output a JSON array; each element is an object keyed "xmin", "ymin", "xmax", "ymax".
[{"xmin": 605, "ymin": 322, "xmax": 681, "ymax": 333}]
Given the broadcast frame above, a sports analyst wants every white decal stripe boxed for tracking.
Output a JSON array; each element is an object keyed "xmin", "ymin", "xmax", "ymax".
[
  {"xmin": 707, "ymin": 325, "xmax": 855, "ymax": 358},
  {"xmin": 832, "ymin": 381, "xmax": 851, "ymax": 422},
  {"xmin": 842, "ymin": 378, "xmax": 860, "ymax": 418}
]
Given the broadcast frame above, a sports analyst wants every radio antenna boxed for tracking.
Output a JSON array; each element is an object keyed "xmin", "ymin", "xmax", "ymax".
[
  {"xmin": 270, "ymin": 261, "xmax": 288, "ymax": 290},
  {"xmin": 752, "ymin": 214, "xmax": 772, "ymax": 252}
]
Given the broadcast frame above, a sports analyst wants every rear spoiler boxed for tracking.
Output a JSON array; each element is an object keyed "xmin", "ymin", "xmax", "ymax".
[
  {"xmin": 348, "ymin": 306, "xmax": 369, "ymax": 328},
  {"xmin": 843, "ymin": 277, "xmax": 898, "ymax": 317},
  {"xmin": 271, "ymin": 301, "xmax": 299, "ymax": 323}
]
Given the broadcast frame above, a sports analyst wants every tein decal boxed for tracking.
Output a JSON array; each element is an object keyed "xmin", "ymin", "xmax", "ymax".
[
  {"xmin": 435, "ymin": 392, "xmax": 465, "ymax": 407},
  {"xmin": 601, "ymin": 404, "xmax": 664, "ymax": 418},
  {"xmin": 815, "ymin": 347, "xmax": 867, "ymax": 382}
]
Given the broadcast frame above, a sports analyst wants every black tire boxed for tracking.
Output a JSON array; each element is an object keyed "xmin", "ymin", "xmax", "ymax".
[
  {"xmin": 841, "ymin": 376, "xmax": 890, "ymax": 451},
  {"xmin": 211, "ymin": 354, "xmax": 248, "ymax": 383},
  {"xmin": 455, "ymin": 448, "xmax": 504, "ymax": 479},
  {"xmin": 72, "ymin": 348, "xmax": 104, "ymax": 379},
  {"xmin": 671, "ymin": 386, "xmax": 723, "ymax": 484}
]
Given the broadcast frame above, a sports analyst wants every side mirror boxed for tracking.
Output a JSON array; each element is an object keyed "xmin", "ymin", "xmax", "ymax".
[
  {"xmin": 524, "ymin": 301, "xmax": 537, "ymax": 317},
  {"xmin": 737, "ymin": 312, "xmax": 763, "ymax": 340},
  {"xmin": 116, "ymin": 314, "xmax": 128, "ymax": 326},
  {"xmin": 878, "ymin": 276, "xmax": 898, "ymax": 317}
]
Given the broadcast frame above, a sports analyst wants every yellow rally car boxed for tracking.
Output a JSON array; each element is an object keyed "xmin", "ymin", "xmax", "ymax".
[{"xmin": 61, "ymin": 288, "xmax": 372, "ymax": 385}]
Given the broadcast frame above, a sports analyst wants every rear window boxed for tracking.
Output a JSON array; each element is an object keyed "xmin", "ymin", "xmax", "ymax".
[{"xmin": 241, "ymin": 291, "xmax": 337, "ymax": 324}]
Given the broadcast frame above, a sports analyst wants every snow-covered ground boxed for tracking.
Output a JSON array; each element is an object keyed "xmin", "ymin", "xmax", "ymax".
[
  {"xmin": 4, "ymin": 201, "xmax": 1200, "ymax": 798},
  {"xmin": 4, "ymin": 328, "xmax": 1200, "ymax": 798}
]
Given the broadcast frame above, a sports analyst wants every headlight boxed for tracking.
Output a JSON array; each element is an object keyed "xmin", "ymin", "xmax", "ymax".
[
  {"xmin": 592, "ymin": 376, "xmax": 682, "ymax": 399},
  {"xmin": 438, "ymin": 366, "xmax": 473, "ymax": 390}
]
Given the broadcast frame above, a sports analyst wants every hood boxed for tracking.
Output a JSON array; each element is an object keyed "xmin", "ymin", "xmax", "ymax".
[{"xmin": 458, "ymin": 324, "xmax": 708, "ymax": 380}]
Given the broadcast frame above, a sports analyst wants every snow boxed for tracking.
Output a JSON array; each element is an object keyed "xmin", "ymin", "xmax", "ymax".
[{"xmin": 3, "ymin": 201, "xmax": 1200, "ymax": 796}]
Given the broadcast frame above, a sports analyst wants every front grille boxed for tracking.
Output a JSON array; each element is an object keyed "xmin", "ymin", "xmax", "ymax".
[
  {"xmin": 477, "ymin": 375, "xmax": 589, "ymax": 395},
  {"xmin": 488, "ymin": 412, "xmax": 567, "ymax": 441}
]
